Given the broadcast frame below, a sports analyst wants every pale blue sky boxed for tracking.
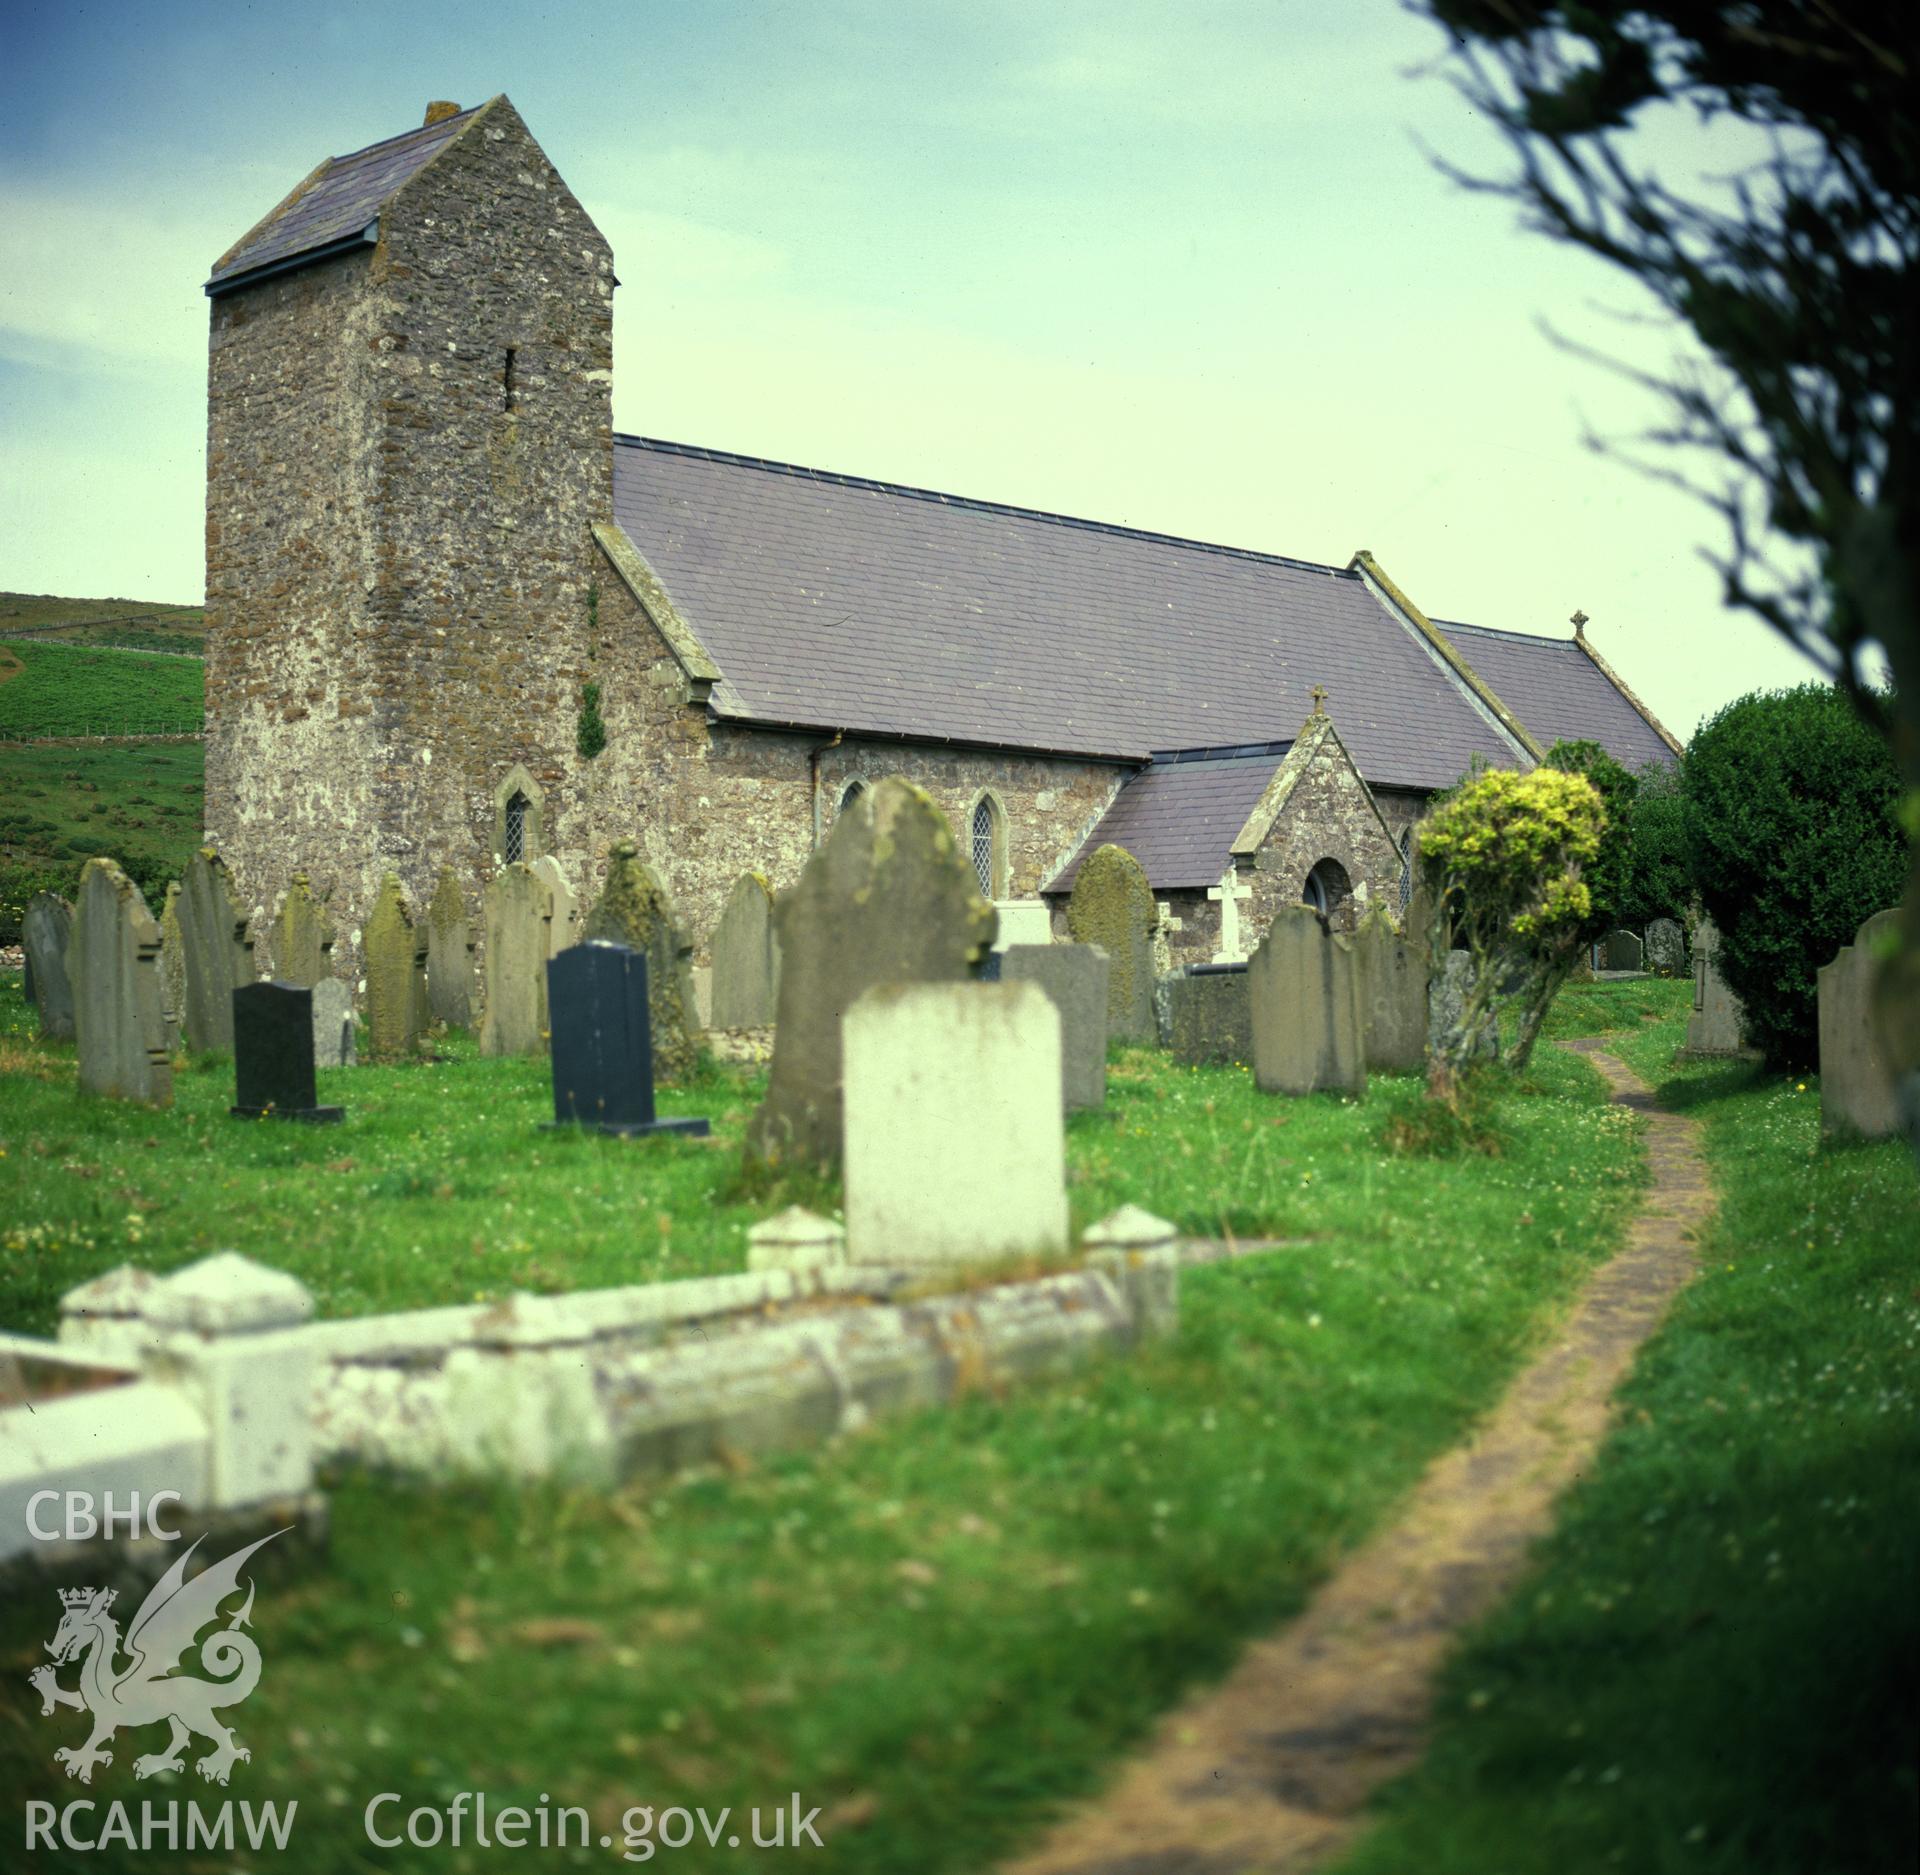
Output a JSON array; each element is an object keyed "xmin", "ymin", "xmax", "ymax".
[{"xmin": 0, "ymin": 0, "xmax": 1822, "ymax": 737}]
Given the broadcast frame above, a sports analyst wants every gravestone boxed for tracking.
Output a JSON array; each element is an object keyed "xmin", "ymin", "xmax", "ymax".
[
  {"xmin": 425, "ymin": 867, "xmax": 476, "ymax": 1029},
  {"xmin": 1644, "ymin": 917, "xmax": 1685, "ymax": 977},
  {"xmin": 1066, "ymin": 844, "xmax": 1156, "ymax": 1044},
  {"xmin": 746, "ymin": 777, "xmax": 996, "ymax": 1171},
  {"xmin": 1817, "ymin": 908, "xmax": 1902, "ymax": 1139},
  {"xmin": 581, "ymin": 844, "xmax": 701, "ymax": 1083},
  {"xmin": 22, "ymin": 891, "xmax": 75, "ymax": 1041},
  {"xmin": 177, "ymin": 848, "xmax": 256, "ymax": 1051},
  {"xmin": 709, "ymin": 870, "xmax": 779, "ymax": 1028},
  {"xmin": 1600, "ymin": 928, "xmax": 1644, "ymax": 973},
  {"xmin": 545, "ymin": 942, "xmax": 710, "ymax": 1138},
  {"xmin": 269, "ymin": 873, "xmax": 334, "ymax": 987},
  {"xmin": 1249, "ymin": 904, "xmax": 1366, "ymax": 1096},
  {"xmin": 1002, "ymin": 942, "xmax": 1110, "ymax": 1110},
  {"xmin": 843, "ymin": 981, "xmax": 1067, "ymax": 1266},
  {"xmin": 70, "ymin": 858, "xmax": 172, "ymax": 1107},
  {"xmin": 363, "ymin": 873, "xmax": 427, "ymax": 1061},
  {"xmin": 1684, "ymin": 918, "xmax": 1749, "ymax": 1056},
  {"xmin": 531, "ymin": 856, "xmax": 578, "ymax": 957},
  {"xmin": 311, "ymin": 976, "xmax": 356, "ymax": 1068},
  {"xmin": 158, "ymin": 882, "xmax": 186, "ymax": 1048},
  {"xmin": 1429, "ymin": 949, "xmax": 1500, "ymax": 1062},
  {"xmin": 479, "ymin": 862, "xmax": 555, "ymax": 1057},
  {"xmin": 231, "ymin": 982, "xmax": 343, "ymax": 1123},
  {"xmin": 1352, "ymin": 906, "xmax": 1429, "ymax": 1074},
  {"xmin": 1166, "ymin": 966, "xmax": 1253, "ymax": 1067}
]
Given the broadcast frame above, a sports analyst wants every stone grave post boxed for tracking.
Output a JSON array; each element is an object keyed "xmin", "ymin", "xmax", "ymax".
[
  {"xmin": 1066, "ymin": 844, "xmax": 1156, "ymax": 1044},
  {"xmin": 1166, "ymin": 965, "xmax": 1253, "ymax": 1067},
  {"xmin": 363, "ymin": 873, "xmax": 426, "ymax": 1061},
  {"xmin": 1685, "ymin": 918, "xmax": 1749, "ymax": 1056},
  {"xmin": 230, "ymin": 982, "xmax": 343, "ymax": 1123},
  {"xmin": 425, "ymin": 866, "xmax": 476, "ymax": 1029},
  {"xmin": 1644, "ymin": 917, "xmax": 1685, "ymax": 977},
  {"xmin": 582, "ymin": 844, "xmax": 701, "ymax": 1082},
  {"xmin": 842, "ymin": 981, "xmax": 1067, "ymax": 1266},
  {"xmin": 1818, "ymin": 907, "xmax": 1902, "ymax": 1139},
  {"xmin": 311, "ymin": 976, "xmax": 357, "ymax": 1067},
  {"xmin": 710, "ymin": 870, "xmax": 779, "ymax": 1028},
  {"xmin": 1249, "ymin": 904, "xmax": 1366, "ymax": 1096},
  {"xmin": 70, "ymin": 858, "xmax": 173, "ymax": 1107},
  {"xmin": 479, "ymin": 861, "xmax": 554, "ymax": 1057},
  {"xmin": 269, "ymin": 873, "xmax": 334, "ymax": 987},
  {"xmin": 544, "ymin": 942, "xmax": 710, "ymax": 1138},
  {"xmin": 1001, "ymin": 942, "xmax": 1110, "ymax": 1109},
  {"xmin": 177, "ymin": 848, "xmax": 257, "ymax": 1051},
  {"xmin": 22, "ymin": 890, "xmax": 75, "ymax": 1041},
  {"xmin": 1352, "ymin": 904, "xmax": 1429, "ymax": 1073}
]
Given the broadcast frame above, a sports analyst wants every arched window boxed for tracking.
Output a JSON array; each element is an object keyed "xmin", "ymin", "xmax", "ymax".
[
  {"xmin": 970, "ymin": 795, "xmax": 1004, "ymax": 899},
  {"xmin": 503, "ymin": 790, "xmax": 531, "ymax": 865},
  {"xmin": 839, "ymin": 778, "xmax": 868, "ymax": 814},
  {"xmin": 1303, "ymin": 857, "xmax": 1353, "ymax": 926},
  {"xmin": 1398, "ymin": 826, "xmax": 1415, "ymax": 913}
]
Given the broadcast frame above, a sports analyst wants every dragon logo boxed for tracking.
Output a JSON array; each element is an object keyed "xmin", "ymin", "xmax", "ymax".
[{"xmin": 30, "ymin": 1530, "xmax": 284, "ymax": 1786}]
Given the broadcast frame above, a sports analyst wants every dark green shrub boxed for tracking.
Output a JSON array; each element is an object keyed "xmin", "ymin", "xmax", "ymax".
[
  {"xmin": 1684, "ymin": 684, "xmax": 1905, "ymax": 1068},
  {"xmin": 1619, "ymin": 758, "xmax": 1690, "ymax": 927},
  {"xmin": 1540, "ymin": 738, "xmax": 1637, "ymax": 935},
  {"xmin": 576, "ymin": 681, "xmax": 607, "ymax": 760}
]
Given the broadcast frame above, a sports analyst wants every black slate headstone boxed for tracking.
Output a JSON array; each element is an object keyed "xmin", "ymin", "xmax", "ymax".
[
  {"xmin": 230, "ymin": 981, "xmax": 343, "ymax": 1123},
  {"xmin": 545, "ymin": 942, "xmax": 710, "ymax": 1138},
  {"xmin": 973, "ymin": 949, "xmax": 1004, "ymax": 982}
]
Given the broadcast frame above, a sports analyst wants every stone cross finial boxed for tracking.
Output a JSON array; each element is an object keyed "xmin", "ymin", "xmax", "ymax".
[
  {"xmin": 1310, "ymin": 684, "xmax": 1328, "ymax": 714},
  {"xmin": 1571, "ymin": 609, "xmax": 1590, "ymax": 634}
]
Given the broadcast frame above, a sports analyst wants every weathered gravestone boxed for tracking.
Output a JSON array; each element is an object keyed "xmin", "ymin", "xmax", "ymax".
[
  {"xmin": 70, "ymin": 858, "xmax": 172, "ymax": 1107},
  {"xmin": 426, "ymin": 867, "xmax": 476, "ymax": 1029},
  {"xmin": 1600, "ymin": 928, "xmax": 1644, "ymax": 973},
  {"xmin": 158, "ymin": 882, "xmax": 186, "ymax": 1048},
  {"xmin": 1429, "ymin": 949, "xmax": 1500, "ymax": 1062},
  {"xmin": 22, "ymin": 891, "xmax": 74, "ymax": 1041},
  {"xmin": 1166, "ymin": 966, "xmax": 1253, "ymax": 1067},
  {"xmin": 1002, "ymin": 942, "xmax": 1110, "ymax": 1110},
  {"xmin": 746, "ymin": 777, "xmax": 996, "ymax": 1171},
  {"xmin": 1645, "ymin": 917, "xmax": 1686, "ymax": 977},
  {"xmin": 269, "ymin": 873, "xmax": 334, "ymax": 987},
  {"xmin": 1351, "ymin": 904, "xmax": 1430, "ymax": 1074},
  {"xmin": 479, "ymin": 862, "xmax": 555, "ymax": 1057},
  {"xmin": 1249, "ymin": 904, "xmax": 1366, "ymax": 1096},
  {"xmin": 363, "ymin": 874, "xmax": 427, "ymax": 1061},
  {"xmin": 709, "ymin": 870, "xmax": 779, "ymax": 1028},
  {"xmin": 843, "ymin": 981, "xmax": 1067, "ymax": 1266},
  {"xmin": 311, "ymin": 976, "xmax": 356, "ymax": 1068},
  {"xmin": 1684, "ymin": 918, "xmax": 1749, "ymax": 1057},
  {"xmin": 1065, "ymin": 844, "xmax": 1156, "ymax": 1045},
  {"xmin": 531, "ymin": 856, "xmax": 578, "ymax": 957},
  {"xmin": 231, "ymin": 982, "xmax": 342, "ymax": 1123},
  {"xmin": 581, "ymin": 844, "xmax": 700, "ymax": 1083},
  {"xmin": 545, "ymin": 942, "xmax": 710, "ymax": 1138},
  {"xmin": 1818, "ymin": 908, "xmax": 1903, "ymax": 1139},
  {"xmin": 177, "ymin": 848, "xmax": 256, "ymax": 1051}
]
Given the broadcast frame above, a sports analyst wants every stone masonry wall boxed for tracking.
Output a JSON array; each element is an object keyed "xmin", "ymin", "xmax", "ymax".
[{"xmin": 1245, "ymin": 734, "xmax": 1402, "ymax": 938}]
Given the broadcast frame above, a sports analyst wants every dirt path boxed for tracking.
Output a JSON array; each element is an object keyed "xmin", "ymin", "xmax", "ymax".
[{"xmin": 1001, "ymin": 1042, "xmax": 1716, "ymax": 1875}]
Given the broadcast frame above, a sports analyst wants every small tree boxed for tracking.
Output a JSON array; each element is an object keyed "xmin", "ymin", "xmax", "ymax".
[
  {"xmin": 1504, "ymin": 740, "xmax": 1636, "ymax": 1069},
  {"xmin": 1418, "ymin": 765, "xmax": 1607, "ymax": 1100},
  {"xmin": 1685, "ymin": 684, "xmax": 1904, "ymax": 1068},
  {"xmin": 1620, "ymin": 758, "xmax": 1690, "ymax": 929}
]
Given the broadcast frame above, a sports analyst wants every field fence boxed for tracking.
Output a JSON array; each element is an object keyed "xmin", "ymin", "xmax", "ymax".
[{"xmin": 0, "ymin": 721, "xmax": 203, "ymax": 742}]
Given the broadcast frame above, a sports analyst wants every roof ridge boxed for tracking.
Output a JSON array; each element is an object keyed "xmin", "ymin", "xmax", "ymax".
[
  {"xmin": 1433, "ymin": 616, "xmax": 1576, "ymax": 647},
  {"xmin": 614, "ymin": 433, "xmax": 1356, "ymax": 580},
  {"xmin": 324, "ymin": 105, "xmax": 482, "ymax": 168}
]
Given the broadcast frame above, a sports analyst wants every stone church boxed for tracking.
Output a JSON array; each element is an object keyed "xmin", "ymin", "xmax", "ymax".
[{"xmin": 203, "ymin": 95, "xmax": 1679, "ymax": 973}]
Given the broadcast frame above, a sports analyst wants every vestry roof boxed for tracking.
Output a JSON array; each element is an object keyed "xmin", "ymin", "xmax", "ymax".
[
  {"xmin": 610, "ymin": 437, "xmax": 1524, "ymax": 793},
  {"xmin": 1434, "ymin": 620, "xmax": 1678, "ymax": 771},
  {"xmin": 207, "ymin": 104, "xmax": 484, "ymax": 294},
  {"xmin": 1051, "ymin": 748, "xmax": 1292, "ymax": 893}
]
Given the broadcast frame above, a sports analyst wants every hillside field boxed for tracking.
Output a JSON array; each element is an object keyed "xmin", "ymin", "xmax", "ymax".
[{"xmin": 0, "ymin": 588, "xmax": 204, "ymax": 652}]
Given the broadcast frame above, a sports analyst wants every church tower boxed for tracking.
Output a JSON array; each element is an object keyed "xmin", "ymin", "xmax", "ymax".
[{"xmin": 202, "ymin": 96, "xmax": 615, "ymax": 938}]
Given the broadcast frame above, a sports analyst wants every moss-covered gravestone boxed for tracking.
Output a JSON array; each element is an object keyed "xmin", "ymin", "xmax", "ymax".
[
  {"xmin": 745, "ymin": 777, "xmax": 997, "ymax": 1172},
  {"xmin": 270, "ymin": 873, "xmax": 335, "ymax": 987},
  {"xmin": 479, "ymin": 862, "xmax": 554, "ymax": 1058},
  {"xmin": 710, "ymin": 871, "xmax": 779, "ymax": 1028},
  {"xmin": 363, "ymin": 873, "xmax": 427, "ymax": 1061},
  {"xmin": 71, "ymin": 858, "xmax": 172, "ymax": 1107},
  {"xmin": 1351, "ymin": 901, "xmax": 1428, "ymax": 1074},
  {"xmin": 177, "ymin": 848, "xmax": 257, "ymax": 1052},
  {"xmin": 581, "ymin": 844, "xmax": 700, "ymax": 1083},
  {"xmin": 426, "ymin": 867, "xmax": 476, "ymax": 1029},
  {"xmin": 158, "ymin": 882, "xmax": 185, "ymax": 1049},
  {"xmin": 1065, "ymin": 843, "xmax": 1156, "ymax": 1044},
  {"xmin": 1249, "ymin": 904, "xmax": 1366, "ymax": 1097}
]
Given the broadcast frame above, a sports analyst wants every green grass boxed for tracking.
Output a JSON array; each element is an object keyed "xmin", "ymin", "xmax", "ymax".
[
  {"xmin": 0, "ymin": 739, "xmax": 203, "ymax": 939},
  {"xmin": 1334, "ymin": 1006, "xmax": 1919, "ymax": 1875},
  {"xmin": 0, "ymin": 636, "xmax": 203, "ymax": 738},
  {"xmin": 0, "ymin": 589, "xmax": 204, "ymax": 653},
  {"xmin": 0, "ymin": 984, "xmax": 1652, "ymax": 1874}
]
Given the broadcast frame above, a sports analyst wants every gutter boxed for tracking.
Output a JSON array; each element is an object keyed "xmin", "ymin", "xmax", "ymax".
[{"xmin": 204, "ymin": 222, "xmax": 379, "ymax": 298}]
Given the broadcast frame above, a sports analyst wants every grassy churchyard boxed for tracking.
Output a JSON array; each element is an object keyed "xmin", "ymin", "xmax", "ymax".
[{"xmin": 2, "ymin": 961, "xmax": 1913, "ymax": 1871}]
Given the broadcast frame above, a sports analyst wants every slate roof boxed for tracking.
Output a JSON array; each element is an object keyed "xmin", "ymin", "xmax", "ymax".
[
  {"xmin": 1050, "ymin": 748, "xmax": 1290, "ymax": 893},
  {"xmin": 610, "ymin": 437, "xmax": 1524, "ymax": 792},
  {"xmin": 207, "ymin": 106, "xmax": 483, "ymax": 293},
  {"xmin": 1434, "ymin": 620, "xmax": 1677, "ymax": 771}
]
